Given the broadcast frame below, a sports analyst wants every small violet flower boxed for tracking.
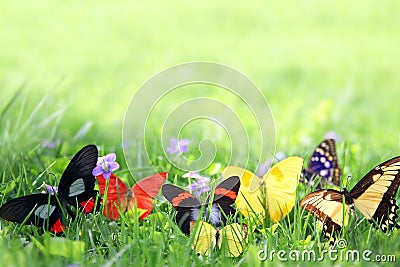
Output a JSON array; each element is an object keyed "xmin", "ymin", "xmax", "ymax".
[
  {"xmin": 166, "ymin": 138, "xmax": 190, "ymax": 154},
  {"xmin": 325, "ymin": 131, "xmax": 340, "ymax": 141},
  {"xmin": 92, "ymin": 153, "xmax": 120, "ymax": 179},
  {"xmin": 41, "ymin": 139, "xmax": 61, "ymax": 149},
  {"xmin": 256, "ymin": 159, "xmax": 273, "ymax": 177},
  {"xmin": 183, "ymin": 171, "xmax": 210, "ymax": 197},
  {"xmin": 256, "ymin": 152, "xmax": 287, "ymax": 177},
  {"xmin": 275, "ymin": 152, "xmax": 287, "ymax": 161},
  {"xmin": 41, "ymin": 184, "xmax": 58, "ymax": 195}
]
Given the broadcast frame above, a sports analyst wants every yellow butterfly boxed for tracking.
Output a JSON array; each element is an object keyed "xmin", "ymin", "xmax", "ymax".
[
  {"xmin": 190, "ymin": 221, "xmax": 248, "ymax": 257},
  {"xmin": 222, "ymin": 156, "xmax": 304, "ymax": 222}
]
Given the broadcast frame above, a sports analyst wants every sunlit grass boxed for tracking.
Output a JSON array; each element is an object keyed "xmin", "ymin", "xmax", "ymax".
[{"xmin": 0, "ymin": 91, "xmax": 399, "ymax": 266}]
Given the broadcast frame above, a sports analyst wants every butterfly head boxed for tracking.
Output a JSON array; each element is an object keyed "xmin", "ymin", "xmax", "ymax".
[{"xmin": 341, "ymin": 187, "xmax": 355, "ymax": 204}]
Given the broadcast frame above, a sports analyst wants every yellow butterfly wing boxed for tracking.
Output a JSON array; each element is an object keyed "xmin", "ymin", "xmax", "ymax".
[
  {"xmin": 264, "ymin": 156, "xmax": 304, "ymax": 222},
  {"xmin": 218, "ymin": 223, "xmax": 248, "ymax": 257},
  {"xmin": 190, "ymin": 221, "xmax": 217, "ymax": 256},
  {"xmin": 300, "ymin": 189, "xmax": 350, "ymax": 227},
  {"xmin": 300, "ymin": 189, "xmax": 351, "ymax": 243},
  {"xmin": 222, "ymin": 166, "xmax": 264, "ymax": 217}
]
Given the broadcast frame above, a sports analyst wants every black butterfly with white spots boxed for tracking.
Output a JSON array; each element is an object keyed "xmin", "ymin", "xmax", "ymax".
[
  {"xmin": 303, "ymin": 139, "xmax": 341, "ymax": 188},
  {"xmin": 0, "ymin": 144, "xmax": 99, "ymax": 234}
]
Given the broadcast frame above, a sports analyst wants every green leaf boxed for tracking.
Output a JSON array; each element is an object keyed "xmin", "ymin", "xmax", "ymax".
[{"xmin": 45, "ymin": 237, "xmax": 85, "ymax": 261}]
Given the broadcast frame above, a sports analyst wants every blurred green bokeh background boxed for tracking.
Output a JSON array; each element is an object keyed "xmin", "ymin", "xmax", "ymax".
[{"xmin": 1, "ymin": 0, "xmax": 399, "ymax": 152}]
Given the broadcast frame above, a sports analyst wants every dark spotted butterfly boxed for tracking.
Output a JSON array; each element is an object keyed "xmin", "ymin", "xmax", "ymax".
[
  {"xmin": 303, "ymin": 139, "xmax": 341, "ymax": 188},
  {"xmin": 162, "ymin": 176, "xmax": 240, "ymax": 235},
  {"xmin": 0, "ymin": 145, "xmax": 99, "ymax": 234},
  {"xmin": 300, "ymin": 156, "xmax": 400, "ymax": 245}
]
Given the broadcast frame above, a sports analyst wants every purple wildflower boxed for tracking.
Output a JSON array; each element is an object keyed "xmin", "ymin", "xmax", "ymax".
[
  {"xmin": 166, "ymin": 138, "xmax": 190, "ymax": 154},
  {"xmin": 41, "ymin": 139, "xmax": 61, "ymax": 149},
  {"xmin": 256, "ymin": 159, "xmax": 273, "ymax": 177},
  {"xmin": 325, "ymin": 131, "xmax": 340, "ymax": 141},
  {"xmin": 275, "ymin": 152, "xmax": 287, "ymax": 161},
  {"xmin": 92, "ymin": 153, "xmax": 120, "ymax": 179},
  {"xmin": 183, "ymin": 171, "xmax": 210, "ymax": 197},
  {"xmin": 41, "ymin": 184, "xmax": 58, "ymax": 195},
  {"xmin": 256, "ymin": 152, "xmax": 287, "ymax": 177}
]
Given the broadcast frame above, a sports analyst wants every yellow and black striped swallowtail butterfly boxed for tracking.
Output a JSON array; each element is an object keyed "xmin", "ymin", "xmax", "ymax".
[{"xmin": 300, "ymin": 156, "xmax": 400, "ymax": 244}]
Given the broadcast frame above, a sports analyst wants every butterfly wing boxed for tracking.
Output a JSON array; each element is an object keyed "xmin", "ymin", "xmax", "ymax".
[
  {"xmin": 130, "ymin": 172, "xmax": 167, "ymax": 220},
  {"xmin": 210, "ymin": 176, "xmax": 240, "ymax": 227},
  {"xmin": 162, "ymin": 184, "xmax": 201, "ymax": 235},
  {"xmin": 350, "ymin": 156, "xmax": 400, "ymax": 231},
  {"xmin": 190, "ymin": 221, "xmax": 217, "ymax": 256},
  {"xmin": 218, "ymin": 223, "xmax": 248, "ymax": 257},
  {"xmin": 370, "ymin": 198, "xmax": 400, "ymax": 232},
  {"xmin": 57, "ymin": 145, "xmax": 98, "ymax": 209},
  {"xmin": 96, "ymin": 173, "xmax": 129, "ymax": 220},
  {"xmin": 78, "ymin": 190, "xmax": 100, "ymax": 214},
  {"xmin": 0, "ymin": 194, "xmax": 66, "ymax": 234},
  {"xmin": 221, "ymin": 166, "xmax": 264, "ymax": 217},
  {"xmin": 304, "ymin": 139, "xmax": 341, "ymax": 187},
  {"xmin": 264, "ymin": 156, "xmax": 304, "ymax": 222},
  {"xmin": 300, "ymin": 189, "xmax": 350, "ymax": 244}
]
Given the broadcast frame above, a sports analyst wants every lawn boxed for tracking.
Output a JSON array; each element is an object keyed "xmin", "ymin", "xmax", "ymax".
[{"xmin": 0, "ymin": 1, "xmax": 399, "ymax": 266}]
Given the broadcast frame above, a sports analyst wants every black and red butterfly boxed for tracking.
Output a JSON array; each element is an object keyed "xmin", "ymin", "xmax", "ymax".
[
  {"xmin": 0, "ymin": 144, "xmax": 99, "ymax": 234},
  {"xmin": 162, "ymin": 176, "xmax": 240, "ymax": 235}
]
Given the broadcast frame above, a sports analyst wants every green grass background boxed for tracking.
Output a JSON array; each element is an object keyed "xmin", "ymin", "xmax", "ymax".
[{"xmin": 1, "ymin": 1, "xmax": 400, "ymax": 266}]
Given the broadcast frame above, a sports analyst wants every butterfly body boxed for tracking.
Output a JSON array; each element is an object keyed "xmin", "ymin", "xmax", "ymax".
[
  {"xmin": 341, "ymin": 188, "xmax": 355, "ymax": 205},
  {"xmin": 162, "ymin": 176, "xmax": 240, "ymax": 235},
  {"xmin": 301, "ymin": 156, "xmax": 400, "ymax": 244},
  {"xmin": 189, "ymin": 203, "xmax": 230, "ymax": 228},
  {"xmin": 0, "ymin": 145, "xmax": 99, "ymax": 233}
]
